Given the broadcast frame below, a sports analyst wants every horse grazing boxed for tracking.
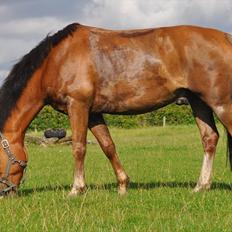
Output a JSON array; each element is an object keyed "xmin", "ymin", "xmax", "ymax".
[{"xmin": 0, "ymin": 23, "xmax": 232, "ymax": 197}]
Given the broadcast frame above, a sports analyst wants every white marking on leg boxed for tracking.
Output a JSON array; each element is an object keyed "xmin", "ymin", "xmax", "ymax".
[
  {"xmin": 117, "ymin": 170, "xmax": 129, "ymax": 195},
  {"xmin": 68, "ymin": 171, "xmax": 85, "ymax": 197},
  {"xmin": 200, "ymin": 153, "xmax": 214, "ymax": 184},
  {"xmin": 118, "ymin": 170, "xmax": 128, "ymax": 182},
  {"xmin": 194, "ymin": 153, "xmax": 214, "ymax": 192},
  {"xmin": 74, "ymin": 173, "xmax": 85, "ymax": 189}
]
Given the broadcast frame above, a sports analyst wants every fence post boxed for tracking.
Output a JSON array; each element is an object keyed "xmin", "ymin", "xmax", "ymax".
[{"xmin": 163, "ymin": 116, "xmax": 166, "ymax": 127}]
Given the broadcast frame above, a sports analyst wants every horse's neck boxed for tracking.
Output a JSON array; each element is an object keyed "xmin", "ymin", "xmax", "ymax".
[{"xmin": 3, "ymin": 73, "xmax": 45, "ymax": 143}]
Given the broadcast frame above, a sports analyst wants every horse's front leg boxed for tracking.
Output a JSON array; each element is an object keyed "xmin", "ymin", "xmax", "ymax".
[
  {"xmin": 67, "ymin": 99, "xmax": 89, "ymax": 197},
  {"xmin": 89, "ymin": 113, "xmax": 129, "ymax": 195}
]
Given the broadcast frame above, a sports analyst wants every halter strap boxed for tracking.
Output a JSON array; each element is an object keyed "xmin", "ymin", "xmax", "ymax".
[{"xmin": 0, "ymin": 132, "xmax": 27, "ymax": 196}]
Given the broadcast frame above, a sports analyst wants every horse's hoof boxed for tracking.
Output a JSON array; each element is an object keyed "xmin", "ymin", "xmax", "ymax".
[
  {"xmin": 192, "ymin": 183, "xmax": 211, "ymax": 193},
  {"xmin": 118, "ymin": 177, "xmax": 129, "ymax": 195},
  {"xmin": 67, "ymin": 187, "xmax": 86, "ymax": 197},
  {"xmin": 118, "ymin": 187, "xmax": 127, "ymax": 196},
  {"xmin": 192, "ymin": 186, "xmax": 201, "ymax": 193},
  {"xmin": 67, "ymin": 191, "xmax": 78, "ymax": 198}
]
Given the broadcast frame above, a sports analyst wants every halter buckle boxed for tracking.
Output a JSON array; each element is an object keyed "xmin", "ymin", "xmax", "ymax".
[{"xmin": 1, "ymin": 139, "xmax": 9, "ymax": 149}]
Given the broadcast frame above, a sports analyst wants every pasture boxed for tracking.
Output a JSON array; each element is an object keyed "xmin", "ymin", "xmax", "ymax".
[{"xmin": 1, "ymin": 125, "xmax": 232, "ymax": 231}]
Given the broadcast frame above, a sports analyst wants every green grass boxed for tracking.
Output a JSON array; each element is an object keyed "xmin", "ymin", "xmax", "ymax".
[{"xmin": 1, "ymin": 125, "xmax": 232, "ymax": 231}]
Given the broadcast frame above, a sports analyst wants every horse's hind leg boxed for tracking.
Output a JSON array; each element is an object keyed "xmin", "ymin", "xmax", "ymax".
[
  {"xmin": 212, "ymin": 104, "xmax": 232, "ymax": 169},
  {"xmin": 189, "ymin": 97, "xmax": 219, "ymax": 192},
  {"xmin": 89, "ymin": 114, "xmax": 129, "ymax": 195}
]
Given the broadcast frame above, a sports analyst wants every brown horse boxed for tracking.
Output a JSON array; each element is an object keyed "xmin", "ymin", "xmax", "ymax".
[{"xmin": 0, "ymin": 23, "xmax": 232, "ymax": 197}]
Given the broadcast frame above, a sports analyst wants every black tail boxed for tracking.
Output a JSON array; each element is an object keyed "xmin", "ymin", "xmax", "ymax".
[{"xmin": 227, "ymin": 131, "xmax": 232, "ymax": 170}]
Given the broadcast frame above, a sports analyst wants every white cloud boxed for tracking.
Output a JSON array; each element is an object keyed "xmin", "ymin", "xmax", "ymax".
[
  {"xmin": 0, "ymin": 16, "xmax": 70, "ymax": 39},
  {"xmin": 0, "ymin": 5, "xmax": 9, "ymax": 18},
  {"xmin": 81, "ymin": 0, "xmax": 232, "ymax": 30},
  {"xmin": 0, "ymin": 69, "xmax": 8, "ymax": 87},
  {"xmin": 0, "ymin": 38, "xmax": 36, "ymax": 67},
  {"xmin": 0, "ymin": 16, "xmax": 71, "ymax": 71},
  {"xmin": 0, "ymin": 70, "xmax": 8, "ymax": 78}
]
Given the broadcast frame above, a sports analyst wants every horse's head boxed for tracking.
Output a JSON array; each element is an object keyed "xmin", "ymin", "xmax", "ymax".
[{"xmin": 0, "ymin": 134, "xmax": 27, "ymax": 196}]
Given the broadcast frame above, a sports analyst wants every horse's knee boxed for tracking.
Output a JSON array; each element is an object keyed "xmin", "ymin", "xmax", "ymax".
[
  {"xmin": 202, "ymin": 132, "xmax": 219, "ymax": 154},
  {"xmin": 73, "ymin": 142, "xmax": 86, "ymax": 159}
]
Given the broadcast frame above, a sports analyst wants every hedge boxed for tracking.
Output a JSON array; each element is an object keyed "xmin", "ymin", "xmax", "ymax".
[
  {"xmin": 104, "ymin": 104, "xmax": 194, "ymax": 128},
  {"xmin": 29, "ymin": 106, "xmax": 70, "ymax": 131},
  {"xmin": 29, "ymin": 104, "xmax": 195, "ymax": 131}
]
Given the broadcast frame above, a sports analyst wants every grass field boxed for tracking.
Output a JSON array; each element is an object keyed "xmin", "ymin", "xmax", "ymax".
[{"xmin": 1, "ymin": 125, "xmax": 232, "ymax": 231}]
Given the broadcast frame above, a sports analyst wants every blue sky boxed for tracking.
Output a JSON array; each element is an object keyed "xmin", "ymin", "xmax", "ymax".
[{"xmin": 0, "ymin": 0, "xmax": 232, "ymax": 84}]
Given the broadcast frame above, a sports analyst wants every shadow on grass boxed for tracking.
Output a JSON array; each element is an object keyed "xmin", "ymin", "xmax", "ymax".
[{"xmin": 19, "ymin": 181, "xmax": 232, "ymax": 196}]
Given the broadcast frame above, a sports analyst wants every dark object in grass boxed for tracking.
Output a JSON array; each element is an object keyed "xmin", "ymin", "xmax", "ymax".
[
  {"xmin": 175, "ymin": 97, "xmax": 189, "ymax": 105},
  {"xmin": 44, "ymin": 129, "xmax": 66, "ymax": 139}
]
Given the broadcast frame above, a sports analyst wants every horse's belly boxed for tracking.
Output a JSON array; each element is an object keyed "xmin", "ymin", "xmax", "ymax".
[{"xmin": 92, "ymin": 78, "xmax": 175, "ymax": 114}]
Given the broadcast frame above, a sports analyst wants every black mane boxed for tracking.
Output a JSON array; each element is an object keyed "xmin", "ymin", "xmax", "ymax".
[{"xmin": 0, "ymin": 23, "xmax": 79, "ymax": 131}]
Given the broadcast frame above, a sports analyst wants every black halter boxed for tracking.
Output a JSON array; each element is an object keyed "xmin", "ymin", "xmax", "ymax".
[{"xmin": 0, "ymin": 132, "xmax": 27, "ymax": 196}]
